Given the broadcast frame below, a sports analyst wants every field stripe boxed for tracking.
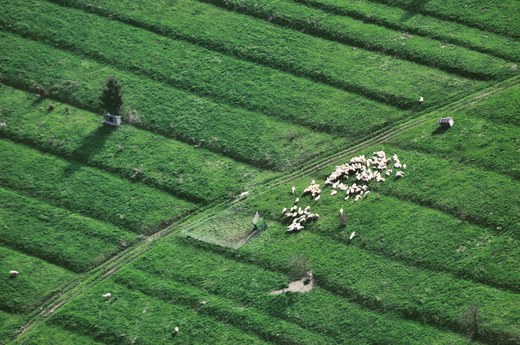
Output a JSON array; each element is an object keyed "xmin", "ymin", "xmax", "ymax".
[
  {"xmin": 366, "ymin": 0, "xmax": 520, "ymax": 39},
  {"xmin": 11, "ymin": 78, "xmax": 519, "ymax": 344},
  {"xmin": 0, "ymin": 186, "xmax": 137, "ymax": 273},
  {"xmin": 0, "ymin": 139, "xmax": 197, "ymax": 234},
  {"xmin": 46, "ymin": 281, "xmax": 270, "ymax": 345},
  {"xmin": 0, "ymin": 85, "xmax": 271, "ymax": 203},
  {"xmin": 292, "ymin": 0, "xmax": 520, "ymax": 61},
  {"xmin": 3, "ymin": 34, "xmax": 356, "ymax": 170},
  {"xmin": 114, "ymin": 268, "xmax": 336, "ymax": 345},
  {"xmin": 190, "ymin": 233, "xmax": 519, "ymax": 345},
  {"xmin": 40, "ymin": 0, "xmax": 417, "ymax": 111},
  {"xmin": 13, "ymin": 324, "xmax": 108, "ymax": 345},
  {"xmin": 0, "ymin": 246, "xmax": 77, "ymax": 315},
  {"xmin": 199, "ymin": 0, "xmax": 513, "ymax": 80},
  {"xmin": 123, "ymin": 239, "xmax": 469, "ymax": 344}
]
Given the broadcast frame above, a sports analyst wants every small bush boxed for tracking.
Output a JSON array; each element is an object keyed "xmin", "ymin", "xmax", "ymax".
[{"xmin": 288, "ymin": 254, "xmax": 312, "ymax": 280}]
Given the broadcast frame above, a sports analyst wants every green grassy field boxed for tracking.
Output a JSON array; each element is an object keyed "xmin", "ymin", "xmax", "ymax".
[{"xmin": 0, "ymin": 0, "xmax": 518, "ymax": 343}]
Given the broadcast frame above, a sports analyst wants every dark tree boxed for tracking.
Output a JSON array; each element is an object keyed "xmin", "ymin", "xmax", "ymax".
[
  {"xmin": 100, "ymin": 77, "xmax": 123, "ymax": 115},
  {"xmin": 288, "ymin": 254, "xmax": 312, "ymax": 281},
  {"xmin": 460, "ymin": 305, "xmax": 480, "ymax": 341}
]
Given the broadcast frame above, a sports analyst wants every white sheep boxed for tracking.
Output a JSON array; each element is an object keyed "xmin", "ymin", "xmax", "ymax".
[
  {"xmin": 330, "ymin": 190, "xmax": 337, "ymax": 196},
  {"xmin": 349, "ymin": 231, "xmax": 356, "ymax": 240},
  {"xmin": 239, "ymin": 191, "xmax": 249, "ymax": 199},
  {"xmin": 419, "ymin": 96, "xmax": 424, "ymax": 103},
  {"xmin": 294, "ymin": 197, "xmax": 300, "ymax": 204},
  {"xmin": 339, "ymin": 208, "xmax": 344, "ymax": 215},
  {"xmin": 314, "ymin": 195, "xmax": 321, "ymax": 201},
  {"xmin": 103, "ymin": 292, "xmax": 111, "ymax": 300},
  {"xmin": 395, "ymin": 171, "xmax": 404, "ymax": 178},
  {"xmin": 281, "ymin": 207, "xmax": 288, "ymax": 215},
  {"xmin": 291, "ymin": 186, "xmax": 296, "ymax": 194},
  {"xmin": 9, "ymin": 270, "xmax": 19, "ymax": 278}
]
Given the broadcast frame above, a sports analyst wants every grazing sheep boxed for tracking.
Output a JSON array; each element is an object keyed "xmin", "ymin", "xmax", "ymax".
[
  {"xmin": 291, "ymin": 186, "xmax": 296, "ymax": 194},
  {"xmin": 340, "ymin": 208, "xmax": 344, "ymax": 215},
  {"xmin": 239, "ymin": 191, "xmax": 249, "ymax": 199},
  {"xmin": 103, "ymin": 292, "xmax": 111, "ymax": 300},
  {"xmin": 314, "ymin": 195, "xmax": 321, "ymax": 201},
  {"xmin": 330, "ymin": 190, "xmax": 338, "ymax": 196},
  {"xmin": 396, "ymin": 171, "xmax": 404, "ymax": 178},
  {"xmin": 281, "ymin": 207, "xmax": 288, "ymax": 215},
  {"xmin": 419, "ymin": 96, "xmax": 424, "ymax": 103},
  {"xmin": 294, "ymin": 197, "xmax": 300, "ymax": 204},
  {"xmin": 349, "ymin": 231, "xmax": 356, "ymax": 240},
  {"xmin": 9, "ymin": 270, "xmax": 19, "ymax": 278}
]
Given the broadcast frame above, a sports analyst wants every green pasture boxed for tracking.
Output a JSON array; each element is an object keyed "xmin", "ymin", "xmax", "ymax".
[
  {"xmin": 0, "ymin": 187, "xmax": 137, "ymax": 272},
  {"xmin": 0, "ymin": 85, "xmax": 271, "ymax": 202},
  {"xmin": 0, "ymin": 139, "xmax": 196, "ymax": 233},
  {"xmin": 0, "ymin": 33, "xmax": 350, "ymax": 170},
  {"xmin": 291, "ymin": 0, "xmax": 520, "ymax": 61}
]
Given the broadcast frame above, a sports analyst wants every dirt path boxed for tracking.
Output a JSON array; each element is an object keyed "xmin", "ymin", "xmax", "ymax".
[{"xmin": 11, "ymin": 75, "xmax": 520, "ymax": 343}]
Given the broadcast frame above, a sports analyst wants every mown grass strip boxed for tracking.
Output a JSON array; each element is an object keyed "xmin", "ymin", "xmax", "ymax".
[
  {"xmin": 47, "ymin": 281, "xmax": 269, "ymax": 345},
  {"xmin": 114, "ymin": 268, "xmax": 335, "ymax": 345},
  {"xmin": 200, "ymin": 0, "xmax": 515, "ymax": 80},
  {"xmin": 46, "ymin": 0, "xmax": 485, "ymax": 110},
  {"xmin": 368, "ymin": 0, "xmax": 520, "ymax": 39},
  {"xmin": 0, "ymin": 310, "xmax": 24, "ymax": 342},
  {"xmin": 292, "ymin": 0, "xmax": 520, "ymax": 61},
  {"xmin": 0, "ymin": 139, "xmax": 196, "ymax": 234},
  {"xmin": 0, "ymin": 246, "xmax": 77, "ymax": 314},
  {"xmin": 0, "ymin": 33, "xmax": 351, "ymax": 170},
  {"xmin": 0, "ymin": 187, "xmax": 137, "ymax": 273},
  {"xmin": 17, "ymin": 324, "xmax": 105, "ymax": 345},
  {"xmin": 221, "ymin": 225, "xmax": 520, "ymax": 345},
  {"xmin": 120, "ymin": 239, "xmax": 470, "ymax": 344},
  {"xmin": 0, "ymin": 85, "xmax": 272, "ymax": 202}
]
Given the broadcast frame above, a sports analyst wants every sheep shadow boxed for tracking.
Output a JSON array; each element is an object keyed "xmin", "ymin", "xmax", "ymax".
[{"xmin": 62, "ymin": 124, "xmax": 117, "ymax": 177}]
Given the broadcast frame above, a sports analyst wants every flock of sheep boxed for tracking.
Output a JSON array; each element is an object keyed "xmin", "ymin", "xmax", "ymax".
[{"xmin": 281, "ymin": 151, "xmax": 406, "ymax": 232}]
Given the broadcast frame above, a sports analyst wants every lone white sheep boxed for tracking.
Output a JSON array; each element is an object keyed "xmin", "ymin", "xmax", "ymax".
[
  {"xmin": 103, "ymin": 292, "xmax": 111, "ymax": 300},
  {"xmin": 239, "ymin": 191, "xmax": 249, "ymax": 199},
  {"xmin": 396, "ymin": 171, "xmax": 405, "ymax": 178},
  {"xmin": 9, "ymin": 270, "xmax": 19, "ymax": 278},
  {"xmin": 291, "ymin": 186, "xmax": 296, "ymax": 194},
  {"xmin": 419, "ymin": 96, "xmax": 424, "ymax": 103},
  {"xmin": 349, "ymin": 231, "xmax": 356, "ymax": 240}
]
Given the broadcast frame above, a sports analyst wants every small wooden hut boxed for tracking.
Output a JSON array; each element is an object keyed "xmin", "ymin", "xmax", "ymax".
[
  {"xmin": 103, "ymin": 113, "xmax": 122, "ymax": 126},
  {"xmin": 437, "ymin": 117, "xmax": 454, "ymax": 128}
]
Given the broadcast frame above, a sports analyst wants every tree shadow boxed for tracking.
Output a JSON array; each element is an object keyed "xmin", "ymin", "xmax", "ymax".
[
  {"xmin": 432, "ymin": 126, "xmax": 450, "ymax": 135},
  {"xmin": 400, "ymin": 0, "xmax": 431, "ymax": 23},
  {"xmin": 63, "ymin": 123, "xmax": 117, "ymax": 176}
]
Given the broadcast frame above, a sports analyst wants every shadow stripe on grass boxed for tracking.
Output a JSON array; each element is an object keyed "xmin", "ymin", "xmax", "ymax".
[
  {"xmin": 292, "ymin": 0, "xmax": 520, "ymax": 61},
  {"xmin": 200, "ymin": 0, "xmax": 513, "ymax": 81},
  {"xmin": 47, "ymin": 0, "xmax": 425, "ymax": 110}
]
